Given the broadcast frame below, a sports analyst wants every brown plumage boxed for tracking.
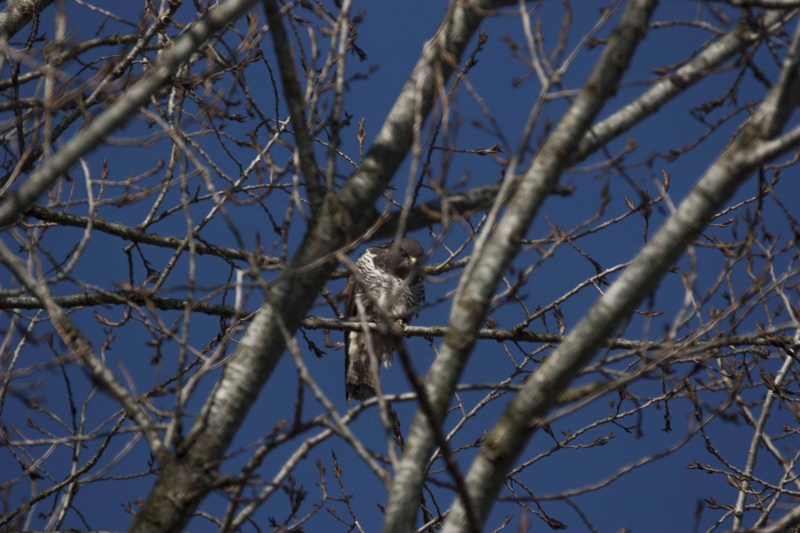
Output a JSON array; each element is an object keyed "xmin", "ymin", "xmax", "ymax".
[{"xmin": 344, "ymin": 238, "xmax": 425, "ymax": 403}]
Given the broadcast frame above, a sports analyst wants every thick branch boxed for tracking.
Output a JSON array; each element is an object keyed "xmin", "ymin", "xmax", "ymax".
[
  {"xmin": 0, "ymin": 0, "xmax": 260, "ymax": 228},
  {"xmin": 0, "ymin": 0, "xmax": 54, "ymax": 39},
  {"xmin": 572, "ymin": 8, "xmax": 795, "ymax": 163},
  {"xmin": 130, "ymin": 2, "xmax": 508, "ymax": 531},
  {"xmin": 441, "ymin": 15, "xmax": 800, "ymax": 533},
  {"xmin": 385, "ymin": 2, "xmax": 660, "ymax": 530}
]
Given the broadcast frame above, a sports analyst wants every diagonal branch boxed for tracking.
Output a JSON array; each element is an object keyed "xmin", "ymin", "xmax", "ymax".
[
  {"xmin": 732, "ymin": 337, "xmax": 797, "ymax": 528},
  {"xmin": 385, "ymin": 2, "xmax": 660, "ymax": 530},
  {"xmin": 440, "ymin": 14, "xmax": 800, "ymax": 533},
  {"xmin": 0, "ymin": 240, "xmax": 166, "ymax": 460},
  {"xmin": 262, "ymin": 0, "xmax": 324, "ymax": 214},
  {"xmin": 572, "ymin": 8, "xmax": 797, "ymax": 163},
  {"xmin": 0, "ymin": 0, "xmax": 54, "ymax": 39},
  {"xmin": 130, "ymin": 1, "xmax": 516, "ymax": 531},
  {"xmin": 0, "ymin": 0, "xmax": 260, "ymax": 228}
]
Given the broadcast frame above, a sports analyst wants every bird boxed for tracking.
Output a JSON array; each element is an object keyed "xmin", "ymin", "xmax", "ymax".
[{"xmin": 344, "ymin": 238, "xmax": 425, "ymax": 403}]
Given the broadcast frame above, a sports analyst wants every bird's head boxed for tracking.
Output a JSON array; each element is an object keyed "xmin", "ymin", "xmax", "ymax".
[{"xmin": 388, "ymin": 237, "xmax": 424, "ymax": 277}]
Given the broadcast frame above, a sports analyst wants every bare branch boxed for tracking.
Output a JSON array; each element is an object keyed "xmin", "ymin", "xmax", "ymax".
[
  {"xmin": 262, "ymin": 0, "xmax": 324, "ymax": 213},
  {"xmin": 0, "ymin": 0, "xmax": 54, "ymax": 38},
  {"xmin": 0, "ymin": 241, "xmax": 166, "ymax": 459},
  {"xmin": 0, "ymin": 0, "xmax": 260, "ymax": 228},
  {"xmin": 442, "ymin": 14, "xmax": 800, "ymax": 533},
  {"xmin": 386, "ymin": 1, "xmax": 661, "ymax": 530}
]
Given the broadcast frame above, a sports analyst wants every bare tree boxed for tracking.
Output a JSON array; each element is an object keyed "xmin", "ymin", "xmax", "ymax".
[{"xmin": 1, "ymin": 1, "xmax": 799, "ymax": 532}]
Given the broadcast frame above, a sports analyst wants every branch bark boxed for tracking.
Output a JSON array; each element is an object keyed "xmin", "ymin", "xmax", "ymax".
[
  {"xmin": 0, "ymin": 0, "xmax": 54, "ymax": 39},
  {"xmin": 262, "ymin": 0, "xmax": 324, "ymax": 214},
  {"xmin": 0, "ymin": 0, "xmax": 260, "ymax": 228},
  {"xmin": 384, "ymin": 1, "xmax": 660, "ymax": 530},
  {"xmin": 440, "ymin": 16, "xmax": 800, "ymax": 533},
  {"xmin": 129, "ymin": 1, "xmax": 514, "ymax": 531}
]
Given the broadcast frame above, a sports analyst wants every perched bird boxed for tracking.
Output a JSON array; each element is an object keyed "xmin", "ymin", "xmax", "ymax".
[{"xmin": 344, "ymin": 238, "xmax": 425, "ymax": 403}]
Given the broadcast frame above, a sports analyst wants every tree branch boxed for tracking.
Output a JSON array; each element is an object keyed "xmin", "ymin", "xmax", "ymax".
[
  {"xmin": 0, "ymin": 241, "xmax": 166, "ymax": 460},
  {"xmin": 0, "ymin": 0, "xmax": 260, "ymax": 228},
  {"xmin": 572, "ymin": 8, "xmax": 796, "ymax": 163},
  {"xmin": 386, "ymin": 2, "xmax": 660, "ymax": 530},
  {"xmin": 130, "ymin": 1, "xmax": 507, "ymax": 531},
  {"xmin": 0, "ymin": 0, "xmax": 54, "ymax": 39},
  {"xmin": 440, "ymin": 14, "xmax": 800, "ymax": 533},
  {"xmin": 262, "ymin": 0, "xmax": 324, "ymax": 214}
]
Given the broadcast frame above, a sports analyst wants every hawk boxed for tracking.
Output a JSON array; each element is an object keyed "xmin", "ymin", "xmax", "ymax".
[{"xmin": 344, "ymin": 238, "xmax": 425, "ymax": 403}]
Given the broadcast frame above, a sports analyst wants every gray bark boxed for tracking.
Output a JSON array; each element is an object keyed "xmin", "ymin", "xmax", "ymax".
[
  {"xmin": 0, "ymin": 0, "xmax": 54, "ymax": 39},
  {"xmin": 384, "ymin": 1, "xmax": 660, "ymax": 531},
  {"xmin": 129, "ymin": 1, "xmax": 516, "ymax": 531},
  {"xmin": 0, "ymin": 0, "xmax": 259, "ymax": 229},
  {"xmin": 440, "ymin": 16, "xmax": 800, "ymax": 533}
]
